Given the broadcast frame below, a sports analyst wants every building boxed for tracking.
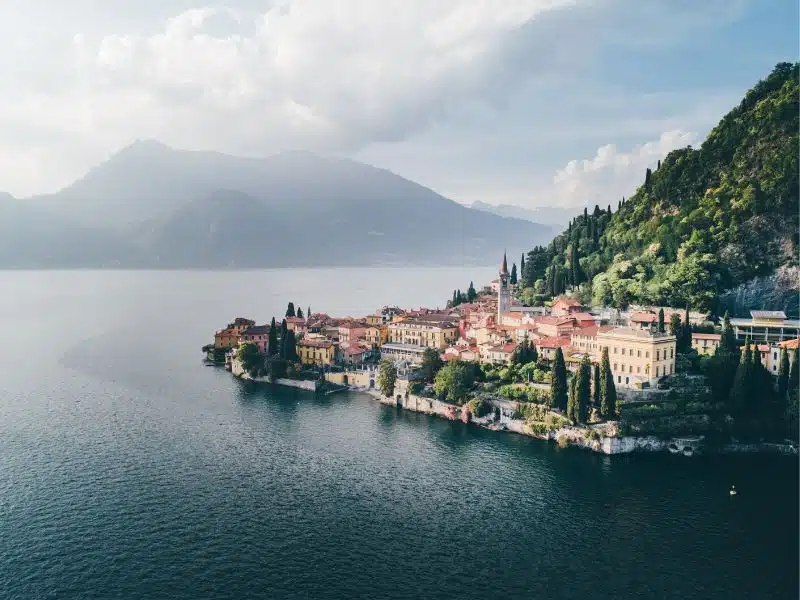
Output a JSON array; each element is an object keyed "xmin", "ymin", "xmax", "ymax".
[
  {"xmin": 497, "ymin": 253, "xmax": 511, "ymax": 323},
  {"xmin": 339, "ymin": 341, "xmax": 370, "ymax": 364},
  {"xmin": 297, "ymin": 338, "xmax": 336, "ymax": 366},
  {"xmin": 742, "ymin": 338, "xmax": 800, "ymax": 375},
  {"xmin": 215, "ymin": 328, "xmax": 241, "ymax": 349},
  {"xmin": 380, "ymin": 342, "xmax": 428, "ymax": 364},
  {"xmin": 365, "ymin": 314, "xmax": 383, "ymax": 326},
  {"xmin": 240, "ymin": 325, "xmax": 271, "ymax": 353},
  {"xmin": 338, "ymin": 321, "xmax": 369, "ymax": 343},
  {"xmin": 551, "ymin": 296, "xmax": 583, "ymax": 317},
  {"xmin": 364, "ymin": 325, "xmax": 388, "ymax": 347},
  {"xmin": 533, "ymin": 315, "xmax": 578, "ymax": 338},
  {"xmin": 596, "ymin": 328, "xmax": 677, "ymax": 389},
  {"xmin": 480, "ymin": 343, "xmax": 517, "ymax": 365},
  {"xmin": 691, "ymin": 333, "xmax": 721, "ymax": 356},
  {"xmin": 730, "ymin": 311, "xmax": 800, "ymax": 343},
  {"xmin": 229, "ymin": 317, "xmax": 256, "ymax": 335},
  {"xmin": 570, "ymin": 325, "xmax": 615, "ymax": 354},
  {"xmin": 629, "ymin": 311, "xmax": 658, "ymax": 329},
  {"xmin": 535, "ymin": 336, "xmax": 572, "ymax": 361},
  {"xmin": 285, "ymin": 317, "xmax": 307, "ymax": 334},
  {"xmin": 388, "ymin": 315, "xmax": 458, "ymax": 349}
]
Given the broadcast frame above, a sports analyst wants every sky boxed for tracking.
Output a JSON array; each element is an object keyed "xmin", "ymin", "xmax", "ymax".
[{"xmin": 0, "ymin": 0, "xmax": 796, "ymax": 209}]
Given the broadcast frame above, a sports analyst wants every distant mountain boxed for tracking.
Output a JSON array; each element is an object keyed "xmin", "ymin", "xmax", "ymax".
[
  {"xmin": 4, "ymin": 145, "xmax": 553, "ymax": 268},
  {"xmin": 470, "ymin": 201, "xmax": 573, "ymax": 228}
]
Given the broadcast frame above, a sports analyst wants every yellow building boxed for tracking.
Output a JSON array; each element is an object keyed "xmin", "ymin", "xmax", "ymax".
[
  {"xmin": 692, "ymin": 333, "xmax": 721, "ymax": 356},
  {"xmin": 297, "ymin": 338, "xmax": 336, "ymax": 366},
  {"xmin": 388, "ymin": 316, "xmax": 458, "ymax": 349},
  {"xmin": 364, "ymin": 325, "xmax": 388, "ymax": 346},
  {"xmin": 597, "ymin": 327, "xmax": 677, "ymax": 389},
  {"xmin": 365, "ymin": 314, "xmax": 383, "ymax": 326}
]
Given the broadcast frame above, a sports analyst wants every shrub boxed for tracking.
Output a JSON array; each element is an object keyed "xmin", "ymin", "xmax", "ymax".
[
  {"xmin": 527, "ymin": 422, "xmax": 550, "ymax": 436},
  {"xmin": 466, "ymin": 398, "xmax": 492, "ymax": 418}
]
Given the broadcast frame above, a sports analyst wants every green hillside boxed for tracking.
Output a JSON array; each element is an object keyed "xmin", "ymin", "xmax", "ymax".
[{"xmin": 521, "ymin": 62, "xmax": 799, "ymax": 313}]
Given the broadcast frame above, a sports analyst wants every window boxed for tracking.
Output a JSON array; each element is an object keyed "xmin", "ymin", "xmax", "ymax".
[
  {"xmin": 629, "ymin": 349, "xmax": 633, "ymax": 356},
  {"xmin": 637, "ymin": 366, "xmax": 641, "ymax": 374},
  {"xmin": 625, "ymin": 377, "xmax": 629, "ymax": 385},
  {"xmin": 656, "ymin": 366, "xmax": 660, "ymax": 377},
  {"xmin": 637, "ymin": 350, "xmax": 641, "ymax": 358},
  {"xmin": 656, "ymin": 350, "xmax": 660, "ymax": 361},
  {"xmin": 670, "ymin": 349, "xmax": 674, "ymax": 359},
  {"xmin": 618, "ymin": 376, "xmax": 622, "ymax": 383},
  {"xmin": 614, "ymin": 363, "xmax": 618, "ymax": 370},
  {"xmin": 613, "ymin": 347, "xmax": 617, "ymax": 354},
  {"xmin": 629, "ymin": 365, "xmax": 633, "ymax": 373},
  {"xmin": 646, "ymin": 351, "xmax": 650, "ymax": 358}
]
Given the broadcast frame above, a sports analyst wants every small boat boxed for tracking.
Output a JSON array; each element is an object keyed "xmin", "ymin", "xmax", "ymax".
[{"xmin": 729, "ymin": 486, "xmax": 738, "ymax": 496}]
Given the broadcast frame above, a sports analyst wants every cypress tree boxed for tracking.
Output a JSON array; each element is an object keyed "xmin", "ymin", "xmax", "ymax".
[
  {"xmin": 307, "ymin": 306, "xmax": 311, "ymax": 319},
  {"xmin": 551, "ymin": 347, "xmax": 568, "ymax": 412},
  {"xmin": 682, "ymin": 306, "xmax": 692, "ymax": 350},
  {"xmin": 452, "ymin": 290, "xmax": 458, "ymax": 307},
  {"xmin": 510, "ymin": 263, "xmax": 518, "ymax": 285},
  {"xmin": 567, "ymin": 375, "xmax": 578, "ymax": 422},
  {"xmin": 720, "ymin": 311, "xmax": 736, "ymax": 352},
  {"xmin": 283, "ymin": 329, "xmax": 297, "ymax": 362},
  {"xmin": 644, "ymin": 168, "xmax": 652, "ymax": 186},
  {"xmin": 669, "ymin": 313, "xmax": 682, "ymax": 339},
  {"xmin": 777, "ymin": 347, "xmax": 790, "ymax": 404},
  {"xmin": 467, "ymin": 281, "xmax": 477, "ymax": 302},
  {"xmin": 285, "ymin": 302, "xmax": 295, "ymax": 318},
  {"xmin": 268, "ymin": 317, "xmax": 278, "ymax": 356},
  {"xmin": 658, "ymin": 308, "xmax": 665, "ymax": 333},
  {"xmin": 599, "ymin": 347, "xmax": 617, "ymax": 419},
  {"xmin": 730, "ymin": 336, "xmax": 751, "ymax": 414},
  {"xmin": 296, "ymin": 306, "xmax": 304, "ymax": 319},
  {"xmin": 607, "ymin": 204, "xmax": 611, "ymax": 214},
  {"xmin": 577, "ymin": 355, "xmax": 591, "ymax": 423},
  {"xmin": 593, "ymin": 364, "xmax": 601, "ymax": 407},
  {"xmin": 520, "ymin": 254, "xmax": 525, "ymax": 278}
]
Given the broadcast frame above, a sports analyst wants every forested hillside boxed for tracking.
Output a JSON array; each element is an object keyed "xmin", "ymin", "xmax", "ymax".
[{"xmin": 521, "ymin": 62, "xmax": 799, "ymax": 313}]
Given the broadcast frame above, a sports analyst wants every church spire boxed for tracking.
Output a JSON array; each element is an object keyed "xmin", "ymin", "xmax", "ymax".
[{"xmin": 501, "ymin": 251, "xmax": 508, "ymax": 274}]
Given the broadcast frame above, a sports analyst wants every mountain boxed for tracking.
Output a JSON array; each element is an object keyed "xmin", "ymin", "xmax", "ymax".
[
  {"xmin": 519, "ymin": 62, "xmax": 799, "ymax": 314},
  {"xmin": 6, "ymin": 146, "xmax": 553, "ymax": 268},
  {"xmin": 471, "ymin": 202, "xmax": 573, "ymax": 228}
]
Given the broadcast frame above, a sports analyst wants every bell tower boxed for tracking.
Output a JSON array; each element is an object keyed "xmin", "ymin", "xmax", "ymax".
[{"xmin": 497, "ymin": 251, "xmax": 510, "ymax": 322}]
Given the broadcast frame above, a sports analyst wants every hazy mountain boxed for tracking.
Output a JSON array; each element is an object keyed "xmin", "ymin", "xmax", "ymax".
[
  {"xmin": 5, "ymin": 143, "xmax": 553, "ymax": 268},
  {"xmin": 470, "ymin": 201, "xmax": 575, "ymax": 228}
]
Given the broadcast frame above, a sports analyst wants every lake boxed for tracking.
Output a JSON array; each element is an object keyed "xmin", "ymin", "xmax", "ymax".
[{"xmin": 0, "ymin": 269, "xmax": 796, "ymax": 600}]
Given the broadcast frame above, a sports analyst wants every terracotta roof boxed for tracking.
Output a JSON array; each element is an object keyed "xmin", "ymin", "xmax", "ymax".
[
  {"xmin": 630, "ymin": 311, "xmax": 658, "ymax": 323},
  {"xmin": 297, "ymin": 339, "xmax": 334, "ymax": 349},
  {"xmin": 487, "ymin": 343, "xmax": 517, "ymax": 354},
  {"xmin": 552, "ymin": 296, "xmax": 581, "ymax": 307},
  {"xmin": 571, "ymin": 312, "xmax": 596, "ymax": 321},
  {"xmin": 572, "ymin": 325, "xmax": 614, "ymax": 338},
  {"xmin": 536, "ymin": 316, "xmax": 575, "ymax": 326},
  {"xmin": 536, "ymin": 336, "xmax": 572, "ymax": 349},
  {"xmin": 692, "ymin": 333, "xmax": 721, "ymax": 340},
  {"xmin": 779, "ymin": 338, "xmax": 800, "ymax": 349}
]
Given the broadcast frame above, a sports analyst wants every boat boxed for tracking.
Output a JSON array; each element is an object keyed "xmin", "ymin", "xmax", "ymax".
[{"xmin": 729, "ymin": 486, "xmax": 738, "ymax": 496}]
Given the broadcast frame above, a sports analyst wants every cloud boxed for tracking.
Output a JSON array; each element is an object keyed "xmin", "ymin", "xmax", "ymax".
[{"xmin": 550, "ymin": 129, "xmax": 699, "ymax": 207}]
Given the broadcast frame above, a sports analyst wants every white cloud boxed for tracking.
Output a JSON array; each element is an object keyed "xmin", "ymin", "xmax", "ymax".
[
  {"xmin": 550, "ymin": 129, "xmax": 699, "ymax": 207},
  {"xmin": 0, "ymin": 0, "xmax": 583, "ymax": 196}
]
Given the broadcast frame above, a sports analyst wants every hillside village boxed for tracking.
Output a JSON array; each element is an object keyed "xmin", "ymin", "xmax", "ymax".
[{"xmin": 204, "ymin": 253, "xmax": 799, "ymax": 453}]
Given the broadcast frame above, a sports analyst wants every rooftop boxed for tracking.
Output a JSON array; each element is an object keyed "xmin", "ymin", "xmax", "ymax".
[
  {"xmin": 751, "ymin": 310, "xmax": 787, "ymax": 320},
  {"xmin": 380, "ymin": 342, "xmax": 428, "ymax": 353},
  {"xmin": 692, "ymin": 333, "xmax": 721, "ymax": 340},
  {"xmin": 598, "ymin": 327, "xmax": 675, "ymax": 341},
  {"xmin": 297, "ymin": 339, "xmax": 334, "ymax": 349}
]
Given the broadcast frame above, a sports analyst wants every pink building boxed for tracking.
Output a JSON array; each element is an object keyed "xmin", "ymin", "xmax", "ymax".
[{"xmin": 240, "ymin": 325, "xmax": 272, "ymax": 353}]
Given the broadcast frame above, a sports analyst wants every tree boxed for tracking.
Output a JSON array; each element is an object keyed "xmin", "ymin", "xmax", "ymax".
[
  {"xmin": 730, "ymin": 336, "xmax": 752, "ymax": 414},
  {"xmin": 286, "ymin": 302, "xmax": 296, "ymax": 318},
  {"xmin": 282, "ymin": 329, "xmax": 297, "ymax": 362},
  {"xmin": 644, "ymin": 167, "xmax": 652, "ymax": 186},
  {"xmin": 520, "ymin": 253, "xmax": 525, "ymax": 277},
  {"xmin": 567, "ymin": 375, "xmax": 578, "ymax": 423},
  {"xmin": 433, "ymin": 361, "xmax": 476, "ymax": 404},
  {"xmin": 268, "ymin": 317, "xmax": 278, "ymax": 356},
  {"xmin": 577, "ymin": 356, "xmax": 591, "ymax": 423},
  {"xmin": 669, "ymin": 313, "xmax": 682, "ymax": 339},
  {"xmin": 296, "ymin": 306, "xmax": 304, "ymax": 319},
  {"xmin": 510, "ymin": 263, "xmax": 518, "ymax": 285},
  {"xmin": 419, "ymin": 348, "xmax": 444, "ymax": 383},
  {"xmin": 682, "ymin": 306, "xmax": 692, "ymax": 350},
  {"xmin": 720, "ymin": 311, "xmax": 736, "ymax": 351},
  {"xmin": 378, "ymin": 359, "xmax": 397, "ymax": 398},
  {"xmin": 467, "ymin": 281, "xmax": 477, "ymax": 303},
  {"xmin": 658, "ymin": 308, "xmax": 665, "ymax": 333},
  {"xmin": 777, "ymin": 347, "xmax": 790, "ymax": 405},
  {"xmin": 550, "ymin": 348, "xmax": 568, "ymax": 411},
  {"xmin": 238, "ymin": 342, "xmax": 263, "ymax": 377},
  {"xmin": 790, "ymin": 347, "xmax": 799, "ymax": 397},
  {"xmin": 593, "ymin": 364, "xmax": 601, "ymax": 407},
  {"xmin": 599, "ymin": 347, "xmax": 617, "ymax": 419},
  {"xmin": 307, "ymin": 306, "xmax": 311, "ymax": 319}
]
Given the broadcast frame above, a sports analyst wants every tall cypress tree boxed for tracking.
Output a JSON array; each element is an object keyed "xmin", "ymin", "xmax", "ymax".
[
  {"xmin": 268, "ymin": 317, "xmax": 278, "ymax": 356},
  {"xmin": 285, "ymin": 302, "xmax": 296, "ymax": 318},
  {"xmin": 577, "ymin": 356, "xmax": 591, "ymax": 423},
  {"xmin": 730, "ymin": 336, "xmax": 752, "ymax": 414},
  {"xmin": 520, "ymin": 254, "xmax": 525, "ymax": 279},
  {"xmin": 467, "ymin": 281, "xmax": 477, "ymax": 302},
  {"xmin": 593, "ymin": 364, "xmax": 601, "ymax": 407},
  {"xmin": 296, "ymin": 306, "xmax": 304, "ymax": 319},
  {"xmin": 682, "ymin": 306, "xmax": 692, "ymax": 350},
  {"xmin": 720, "ymin": 311, "xmax": 736, "ymax": 352},
  {"xmin": 567, "ymin": 374, "xmax": 578, "ymax": 423},
  {"xmin": 283, "ymin": 330, "xmax": 297, "ymax": 362},
  {"xmin": 510, "ymin": 263, "xmax": 518, "ymax": 285},
  {"xmin": 551, "ymin": 348, "xmax": 568, "ymax": 412},
  {"xmin": 599, "ymin": 347, "xmax": 617, "ymax": 419},
  {"xmin": 658, "ymin": 308, "xmax": 665, "ymax": 333},
  {"xmin": 777, "ymin": 347, "xmax": 790, "ymax": 405}
]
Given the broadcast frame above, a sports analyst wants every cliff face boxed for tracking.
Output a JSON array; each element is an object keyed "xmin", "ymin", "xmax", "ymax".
[{"xmin": 718, "ymin": 266, "xmax": 800, "ymax": 318}]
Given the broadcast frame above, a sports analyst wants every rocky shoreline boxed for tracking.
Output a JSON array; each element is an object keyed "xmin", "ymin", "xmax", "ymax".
[{"xmin": 358, "ymin": 388, "xmax": 798, "ymax": 457}]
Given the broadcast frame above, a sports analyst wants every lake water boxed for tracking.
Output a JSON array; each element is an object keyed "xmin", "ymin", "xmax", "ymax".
[{"xmin": 0, "ymin": 269, "xmax": 797, "ymax": 600}]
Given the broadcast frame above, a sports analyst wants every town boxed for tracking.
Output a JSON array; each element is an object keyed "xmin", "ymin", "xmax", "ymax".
[{"xmin": 203, "ymin": 253, "xmax": 800, "ymax": 455}]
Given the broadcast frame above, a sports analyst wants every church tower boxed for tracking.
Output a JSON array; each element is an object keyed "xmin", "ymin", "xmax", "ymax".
[{"xmin": 497, "ymin": 251, "xmax": 510, "ymax": 322}]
